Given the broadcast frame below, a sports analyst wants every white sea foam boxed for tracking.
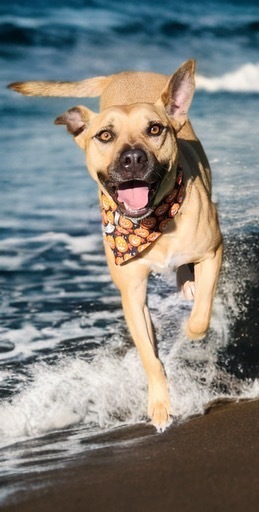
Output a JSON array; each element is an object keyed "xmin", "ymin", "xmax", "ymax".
[
  {"xmin": 196, "ymin": 63, "xmax": 259, "ymax": 93},
  {"xmin": 0, "ymin": 231, "xmax": 101, "ymax": 256},
  {"xmin": 0, "ymin": 350, "xmax": 146, "ymax": 444},
  {"xmin": 0, "ymin": 293, "xmax": 258, "ymax": 449},
  {"xmin": 0, "ymin": 231, "xmax": 104, "ymax": 273},
  {"xmin": 0, "ymin": 304, "xmax": 119, "ymax": 362}
]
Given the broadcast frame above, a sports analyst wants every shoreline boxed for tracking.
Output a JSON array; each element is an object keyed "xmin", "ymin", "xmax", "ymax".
[{"xmin": 1, "ymin": 399, "xmax": 258, "ymax": 512}]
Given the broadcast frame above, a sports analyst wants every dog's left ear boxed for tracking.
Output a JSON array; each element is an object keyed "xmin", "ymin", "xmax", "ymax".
[
  {"xmin": 54, "ymin": 105, "xmax": 96, "ymax": 150},
  {"xmin": 156, "ymin": 59, "xmax": 196, "ymax": 130}
]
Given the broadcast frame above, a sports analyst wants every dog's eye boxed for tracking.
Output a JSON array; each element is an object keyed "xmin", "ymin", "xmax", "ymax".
[
  {"xmin": 96, "ymin": 130, "xmax": 114, "ymax": 143},
  {"xmin": 148, "ymin": 124, "xmax": 164, "ymax": 136}
]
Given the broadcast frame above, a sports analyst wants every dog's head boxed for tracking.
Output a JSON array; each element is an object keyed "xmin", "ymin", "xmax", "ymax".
[{"xmin": 9, "ymin": 60, "xmax": 195, "ymax": 219}]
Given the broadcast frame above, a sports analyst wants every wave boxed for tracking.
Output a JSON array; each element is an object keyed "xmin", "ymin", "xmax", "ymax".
[
  {"xmin": 196, "ymin": 63, "xmax": 259, "ymax": 93},
  {"xmin": 0, "ymin": 333, "xmax": 258, "ymax": 450},
  {"xmin": 1, "ymin": 11, "xmax": 259, "ymax": 51},
  {"xmin": 0, "ymin": 276, "xmax": 258, "ymax": 449},
  {"xmin": 0, "ymin": 228, "xmax": 258, "ymax": 481}
]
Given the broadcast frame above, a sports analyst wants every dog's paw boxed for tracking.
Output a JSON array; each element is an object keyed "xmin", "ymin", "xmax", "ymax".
[
  {"xmin": 148, "ymin": 399, "xmax": 173, "ymax": 433},
  {"xmin": 177, "ymin": 265, "xmax": 195, "ymax": 301},
  {"xmin": 181, "ymin": 280, "xmax": 195, "ymax": 301},
  {"xmin": 185, "ymin": 319, "xmax": 208, "ymax": 340}
]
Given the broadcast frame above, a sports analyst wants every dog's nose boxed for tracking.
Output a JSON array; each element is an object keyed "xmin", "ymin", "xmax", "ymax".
[{"xmin": 120, "ymin": 148, "xmax": 148, "ymax": 173}]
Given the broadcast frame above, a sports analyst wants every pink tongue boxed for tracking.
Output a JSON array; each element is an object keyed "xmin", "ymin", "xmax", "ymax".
[{"xmin": 118, "ymin": 184, "xmax": 149, "ymax": 210}]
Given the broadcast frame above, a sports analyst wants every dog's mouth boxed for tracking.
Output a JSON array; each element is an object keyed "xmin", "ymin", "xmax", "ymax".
[
  {"xmin": 98, "ymin": 154, "xmax": 170, "ymax": 219},
  {"xmin": 110, "ymin": 180, "xmax": 158, "ymax": 218}
]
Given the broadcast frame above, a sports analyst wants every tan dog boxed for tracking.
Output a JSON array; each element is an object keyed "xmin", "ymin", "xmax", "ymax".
[{"xmin": 9, "ymin": 60, "xmax": 222, "ymax": 431}]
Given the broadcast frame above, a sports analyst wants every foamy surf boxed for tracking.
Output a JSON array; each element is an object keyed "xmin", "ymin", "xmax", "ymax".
[
  {"xmin": 0, "ymin": 230, "xmax": 258, "ymax": 456},
  {"xmin": 196, "ymin": 62, "xmax": 259, "ymax": 93},
  {"xmin": 0, "ymin": 285, "xmax": 258, "ymax": 453}
]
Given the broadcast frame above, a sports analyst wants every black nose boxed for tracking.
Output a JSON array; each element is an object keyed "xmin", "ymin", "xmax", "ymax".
[{"xmin": 120, "ymin": 148, "xmax": 148, "ymax": 173}]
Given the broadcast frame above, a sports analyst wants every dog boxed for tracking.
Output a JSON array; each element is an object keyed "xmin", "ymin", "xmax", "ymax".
[{"xmin": 9, "ymin": 60, "xmax": 222, "ymax": 431}]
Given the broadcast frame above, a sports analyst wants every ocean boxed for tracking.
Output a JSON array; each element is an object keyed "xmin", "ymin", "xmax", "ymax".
[{"xmin": 0, "ymin": 0, "xmax": 259, "ymax": 504}]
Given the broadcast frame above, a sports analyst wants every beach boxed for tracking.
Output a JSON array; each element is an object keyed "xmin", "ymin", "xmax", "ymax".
[
  {"xmin": 1, "ymin": 399, "xmax": 258, "ymax": 512},
  {"xmin": 1, "ymin": 0, "xmax": 259, "ymax": 508}
]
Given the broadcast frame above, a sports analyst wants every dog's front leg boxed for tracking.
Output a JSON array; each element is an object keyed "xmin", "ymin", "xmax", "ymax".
[
  {"xmin": 107, "ymin": 253, "xmax": 172, "ymax": 431},
  {"xmin": 121, "ymin": 280, "xmax": 172, "ymax": 430}
]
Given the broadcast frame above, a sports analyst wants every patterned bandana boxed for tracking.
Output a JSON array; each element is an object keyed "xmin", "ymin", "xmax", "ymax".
[{"xmin": 101, "ymin": 164, "xmax": 185, "ymax": 266}]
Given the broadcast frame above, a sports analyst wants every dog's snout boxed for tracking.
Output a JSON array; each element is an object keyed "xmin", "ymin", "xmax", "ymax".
[{"xmin": 120, "ymin": 148, "xmax": 148, "ymax": 173}]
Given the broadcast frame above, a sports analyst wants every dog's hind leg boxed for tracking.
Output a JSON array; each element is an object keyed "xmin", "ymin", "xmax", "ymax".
[{"xmin": 186, "ymin": 243, "xmax": 223, "ymax": 339}]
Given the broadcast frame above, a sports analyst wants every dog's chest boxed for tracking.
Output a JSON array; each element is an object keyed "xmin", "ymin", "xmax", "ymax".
[
  {"xmin": 140, "ymin": 236, "xmax": 192, "ymax": 272},
  {"xmin": 149, "ymin": 254, "xmax": 189, "ymax": 273}
]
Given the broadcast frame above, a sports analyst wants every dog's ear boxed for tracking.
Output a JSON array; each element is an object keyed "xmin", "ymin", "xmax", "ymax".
[
  {"xmin": 8, "ymin": 75, "xmax": 114, "ymax": 97},
  {"xmin": 156, "ymin": 59, "xmax": 196, "ymax": 130},
  {"xmin": 54, "ymin": 106, "xmax": 96, "ymax": 150}
]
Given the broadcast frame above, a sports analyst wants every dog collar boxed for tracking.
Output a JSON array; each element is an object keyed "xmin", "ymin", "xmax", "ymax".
[{"xmin": 101, "ymin": 164, "xmax": 185, "ymax": 265}]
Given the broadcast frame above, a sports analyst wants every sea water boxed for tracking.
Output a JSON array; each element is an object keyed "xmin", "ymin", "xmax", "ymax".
[{"xmin": 0, "ymin": 0, "xmax": 259, "ymax": 503}]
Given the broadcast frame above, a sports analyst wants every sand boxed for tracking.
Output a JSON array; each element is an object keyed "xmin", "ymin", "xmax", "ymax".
[{"xmin": 1, "ymin": 399, "xmax": 258, "ymax": 512}]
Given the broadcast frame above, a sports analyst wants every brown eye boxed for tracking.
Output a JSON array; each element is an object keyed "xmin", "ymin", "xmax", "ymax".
[
  {"xmin": 149, "ymin": 124, "xmax": 164, "ymax": 136},
  {"xmin": 96, "ymin": 130, "xmax": 113, "ymax": 142}
]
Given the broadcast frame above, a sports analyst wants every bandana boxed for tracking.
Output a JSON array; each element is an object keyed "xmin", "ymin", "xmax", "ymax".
[{"xmin": 101, "ymin": 164, "xmax": 185, "ymax": 265}]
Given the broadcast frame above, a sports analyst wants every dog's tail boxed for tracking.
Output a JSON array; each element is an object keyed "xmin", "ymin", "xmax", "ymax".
[{"xmin": 8, "ymin": 75, "xmax": 114, "ymax": 97}]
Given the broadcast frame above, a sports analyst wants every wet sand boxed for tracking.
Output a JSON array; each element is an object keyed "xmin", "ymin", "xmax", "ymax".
[{"xmin": 1, "ymin": 399, "xmax": 258, "ymax": 512}]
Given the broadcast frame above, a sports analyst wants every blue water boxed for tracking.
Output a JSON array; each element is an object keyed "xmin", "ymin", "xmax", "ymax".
[{"xmin": 0, "ymin": 0, "xmax": 259, "ymax": 504}]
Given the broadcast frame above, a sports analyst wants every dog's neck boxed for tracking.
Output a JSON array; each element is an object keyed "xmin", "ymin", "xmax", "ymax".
[{"xmin": 101, "ymin": 164, "xmax": 185, "ymax": 266}]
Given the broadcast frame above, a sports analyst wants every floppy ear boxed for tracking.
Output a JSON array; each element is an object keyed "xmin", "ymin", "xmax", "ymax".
[
  {"xmin": 8, "ymin": 75, "xmax": 114, "ymax": 97},
  {"xmin": 156, "ymin": 59, "xmax": 196, "ymax": 130},
  {"xmin": 54, "ymin": 106, "xmax": 97, "ymax": 150}
]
